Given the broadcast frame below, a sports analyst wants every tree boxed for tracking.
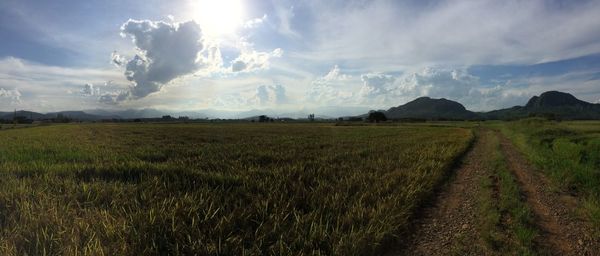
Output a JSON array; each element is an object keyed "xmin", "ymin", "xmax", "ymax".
[{"xmin": 367, "ymin": 111, "xmax": 387, "ymax": 123}]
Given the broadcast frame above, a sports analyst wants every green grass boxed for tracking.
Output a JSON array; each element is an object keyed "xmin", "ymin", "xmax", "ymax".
[
  {"xmin": 0, "ymin": 123, "xmax": 472, "ymax": 255},
  {"xmin": 477, "ymin": 131, "xmax": 537, "ymax": 255},
  {"xmin": 497, "ymin": 119, "xmax": 600, "ymax": 232}
]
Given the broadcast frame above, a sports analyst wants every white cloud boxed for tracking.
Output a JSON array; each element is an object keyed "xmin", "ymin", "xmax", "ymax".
[
  {"xmin": 98, "ymin": 91, "xmax": 130, "ymax": 105},
  {"xmin": 198, "ymin": 44, "xmax": 225, "ymax": 74},
  {"xmin": 112, "ymin": 18, "xmax": 284, "ymax": 103},
  {"xmin": 396, "ymin": 68, "xmax": 478, "ymax": 100},
  {"xmin": 356, "ymin": 68, "xmax": 489, "ymax": 108},
  {"xmin": 210, "ymin": 93, "xmax": 248, "ymax": 109},
  {"xmin": 211, "ymin": 84, "xmax": 289, "ymax": 109},
  {"xmin": 111, "ymin": 51, "xmax": 126, "ymax": 67},
  {"xmin": 80, "ymin": 83, "xmax": 100, "ymax": 96},
  {"xmin": 467, "ymin": 84, "xmax": 532, "ymax": 110},
  {"xmin": 352, "ymin": 67, "xmax": 600, "ymax": 111},
  {"xmin": 0, "ymin": 88, "xmax": 21, "ymax": 103},
  {"xmin": 248, "ymin": 84, "xmax": 287, "ymax": 106},
  {"xmin": 322, "ymin": 65, "xmax": 350, "ymax": 81},
  {"xmin": 305, "ymin": 65, "xmax": 355, "ymax": 104},
  {"xmin": 231, "ymin": 48, "xmax": 283, "ymax": 72},
  {"xmin": 0, "ymin": 57, "xmax": 126, "ymax": 111},
  {"xmin": 244, "ymin": 14, "xmax": 268, "ymax": 29},
  {"xmin": 273, "ymin": 4, "xmax": 300, "ymax": 39},
  {"xmin": 297, "ymin": 0, "xmax": 600, "ymax": 69},
  {"xmin": 358, "ymin": 73, "xmax": 396, "ymax": 104},
  {"xmin": 116, "ymin": 19, "xmax": 207, "ymax": 100},
  {"xmin": 491, "ymin": 70, "xmax": 600, "ymax": 108}
]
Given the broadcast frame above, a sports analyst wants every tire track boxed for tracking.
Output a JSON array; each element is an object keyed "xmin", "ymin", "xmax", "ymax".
[
  {"xmin": 498, "ymin": 132, "xmax": 600, "ymax": 255},
  {"xmin": 389, "ymin": 130, "xmax": 494, "ymax": 255}
]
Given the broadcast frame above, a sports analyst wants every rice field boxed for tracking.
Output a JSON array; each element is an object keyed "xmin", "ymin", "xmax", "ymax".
[{"xmin": 0, "ymin": 123, "xmax": 472, "ymax": 255}]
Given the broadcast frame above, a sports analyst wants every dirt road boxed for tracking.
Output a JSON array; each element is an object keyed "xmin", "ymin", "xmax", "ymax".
[
  {"xmin": 389, "ymin": 130, "xmax": 495, "ymax": 255},
  {"xmin": 499, "ymin": 133, "xmax": 600, "ymax": 255},
  {"xmin": 389, "ymin": 129, "xmax": 599, "ymax": 255}
]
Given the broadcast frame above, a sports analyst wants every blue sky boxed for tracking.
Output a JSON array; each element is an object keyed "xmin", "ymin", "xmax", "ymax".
[{"xmin": 1, "ymin": 0, "xmax": 600, "ymax": 116}]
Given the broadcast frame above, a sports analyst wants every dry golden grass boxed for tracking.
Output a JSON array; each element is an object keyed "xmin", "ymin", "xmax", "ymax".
[{"xmin": 0, "ymin": 123, "xmax": 471, "ymax": 255}]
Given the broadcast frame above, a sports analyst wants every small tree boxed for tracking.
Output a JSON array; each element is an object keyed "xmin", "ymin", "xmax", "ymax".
[
  {"xmin": 367, "ymin": 111, "xmax": 387, "ymax": 123},
  {"xmin": 258, "ymin": 115, "xmax": 268, "ymax": 122}
]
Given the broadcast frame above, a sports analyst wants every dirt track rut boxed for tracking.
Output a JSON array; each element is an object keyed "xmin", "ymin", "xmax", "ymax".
[
  {"xmin": 390, "ymin": 129, "xmax": 599, "ymax": 255},
  {"xmin": 389, "ymin": 130, "xmax": 494, "ymax": 255},
  {"xmin": 498, "ymin": 133, "xmax": 600, "ymax": 255}
]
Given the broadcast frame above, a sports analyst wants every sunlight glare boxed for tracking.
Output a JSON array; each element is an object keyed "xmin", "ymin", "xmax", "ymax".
[{"xmin": 192, "ymin": 0, "xmax": 244, "ymax": 37}]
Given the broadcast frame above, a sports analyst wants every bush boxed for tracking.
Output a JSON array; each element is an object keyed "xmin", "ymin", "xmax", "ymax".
[{"xmin": 367, "ymin": 112, "xmax": 387, "ymax": 123}]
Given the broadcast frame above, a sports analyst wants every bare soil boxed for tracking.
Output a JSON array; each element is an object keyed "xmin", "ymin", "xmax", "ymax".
[{"xmin": 388, "ymin": 130, "xmax": 495, "ymax": 256}]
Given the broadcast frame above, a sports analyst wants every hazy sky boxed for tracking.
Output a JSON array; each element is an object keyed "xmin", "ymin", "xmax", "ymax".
[{"xmin": 1, "ymin": 0, "xmax": 600, "ymax": 115}]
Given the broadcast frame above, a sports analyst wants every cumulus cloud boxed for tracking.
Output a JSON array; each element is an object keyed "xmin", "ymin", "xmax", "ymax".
[
  {"xmin": 303, "ymin": 65, "xmax": 599, "ymax": 111},
  {"xmin": 211, "ymin": 84, "xmax": 289, "ymax": 108},
  {"xmin": 355, "ymin": 68, "xmax": 485, "ymax": 107},
  {"xmin": 244, "ymin": 14, "xmax": 268, "ymax": 29},
  {"xmin": 197, "ymin": 44, "xmax": 225, "ymax": 74},
  {"xmin": 231, "ymin": 48, "xmax": 283, "ymax": 72},
  {"xmin": 115, "ymin": 19, "xmax": 206, "ymax": 100},
  {"xmin": 111, "ymin": 51, "xmax": 126, "ymax": 67},
  {"xmin": 248, "ymin": 84, "xmax": 287, "ymax": 106},
  {"xmin": 80, "ymin": 83, "xmax": 100, "ymax": 96},
  {"xmin": 359, "ymin": 73, "xmax": 396, "ymax": 101},
  {"xmin": 0, "ymin": 88, "xmax": 21, "ymax": 103},
  {"xmin": 322, "ymin": 65, "xmax": 350, "ymax": 81},
  {"xmin": 110, "ymin": 18, "xmax": 284, "ymax": 104},
  {"xmin": 305, "ymin": 65, "xmax": 355, "ymax": 104},
  {"xmin": 395, "ymin": 68, "xmax": 478, "ymax": 100},
  {"xmin": 98, "ymin": 91, "xmax": 130, "ymax": 105},
  {"xmin": 353, "ymin": 67, "xmax": 547, "ymax": 110}
]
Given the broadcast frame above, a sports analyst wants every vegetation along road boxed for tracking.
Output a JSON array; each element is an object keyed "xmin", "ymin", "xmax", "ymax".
[{"xmin": 393, "ymin": 122, "xmax": 600, "ymax": 255}]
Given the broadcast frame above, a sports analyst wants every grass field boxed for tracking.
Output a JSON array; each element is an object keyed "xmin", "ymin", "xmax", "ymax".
[
  {"xmin": 0, "ymin": 123, "xmax": 472, "ymax": 255},
  {"xmin": 498, "ymin": 119, "xmax": 600, "ymax": 231}
]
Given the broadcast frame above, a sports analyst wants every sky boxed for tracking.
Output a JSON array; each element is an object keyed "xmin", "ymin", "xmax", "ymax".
[{"xmin": 1, "ymin": 0, "xmax": 600, "ymax": 117}]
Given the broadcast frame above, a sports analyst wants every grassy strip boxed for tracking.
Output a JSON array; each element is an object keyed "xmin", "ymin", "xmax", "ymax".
[
  {"xmin": 477, "ymin": 131, "xmax": 537, "ymax": 255},
  {"xmin": 496, "ymin": 119, "xmax": 600, "ymax": 232}
]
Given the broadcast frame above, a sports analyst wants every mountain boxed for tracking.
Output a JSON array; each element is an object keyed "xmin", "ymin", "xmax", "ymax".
[
  {"xmin": 85, "ymin": 108, "xmax": 209, "ymax": 119},
  {"xmin": 3, "ymin": 91, "xmax": 600, "ymax": 121},
  {"xmin": 0, "ymin": 110, "xmax": 117, "ymax": 121},
  {"xmin": 85, "ymin": 108, "xmax": 165, "ymax": 119},
  {"xmin": 484, "ymin": 91, "xmax": 600, "ymax": 120},
  {"xmin": 45, "ymin": 111, "xmax": 118, "ymax": 121},
  {"xmin": 0, "ymin": 110, "xmax": 46, "ymax": 120},
  {"xmin": 358, "ymin": 91, "xmax": 600, "ymax": 121},
  {"xmin": 525, "ymin": 91, "xmax": 592, "ymax": 108},
  {"xmin": 382, "ymin": 97, "xmax": 479, "ymax": 120}
]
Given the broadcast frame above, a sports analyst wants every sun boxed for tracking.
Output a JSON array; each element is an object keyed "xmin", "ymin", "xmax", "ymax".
[{"xmin": 191, "ymin": 0, "xmax": 244, "ymax": 37}]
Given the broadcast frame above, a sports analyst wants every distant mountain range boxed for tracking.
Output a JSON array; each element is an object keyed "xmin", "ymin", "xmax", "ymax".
[
  {"xmin": 0, "ymin": 110, "xmax": 118, "ymax": 121},
  {"xmin": 2, "ymin": 91, "xmax": 599, "ymax": 121},
  {"xmin": 364, "ymin": 91, "xmax": 600, "ymax": 120},
  {"xmin": 0, "ymin": 108, "xmax": 345, "ymax": 121},
  {"xmin": 482, "ymin": 91, "xmax": 600, "ymax": 120}
]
